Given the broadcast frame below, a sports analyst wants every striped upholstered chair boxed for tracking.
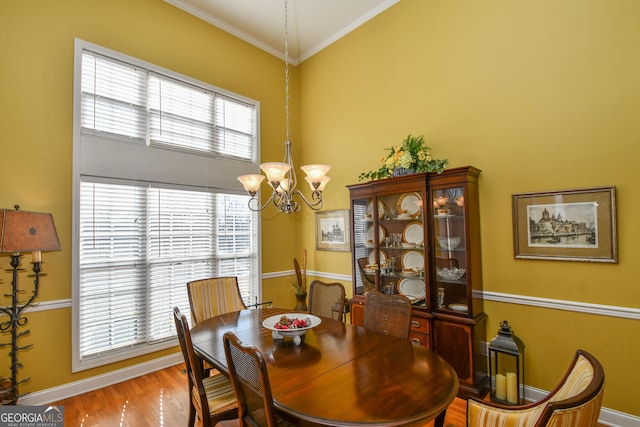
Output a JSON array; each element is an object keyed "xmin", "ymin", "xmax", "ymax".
[
  {"xmin": 187, "ymin": 277, "xmax": 248, "ymax": 324},
  {"xmin": 467, "ymin": 349, "xmax": 604, "ymax": 427}
]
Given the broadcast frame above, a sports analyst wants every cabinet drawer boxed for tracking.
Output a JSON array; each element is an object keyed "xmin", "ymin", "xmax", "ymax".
[
  {"xmin": 410, "ymin": 331, "xmax": 431, "ymax": 348},
  {"xmin": 410, "ymin": 316, "xmax": 430, "ymax": 334}
]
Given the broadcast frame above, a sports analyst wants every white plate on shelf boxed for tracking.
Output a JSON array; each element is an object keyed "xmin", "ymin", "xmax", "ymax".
[
  {"xmin": 402, "ymin": 222, "xmax": 423, "ymax": 245},
  {"xmin": 368, "ymin": 249, "xmax": 387, "ymax": 266},
  {"xmin": 367, "ymin": 199, "xmax": 387, "ymax": 219},
  {"xmin": 366, "ymin": 225, "xmax": 386, "ymax": 244},
  {"xmin": 401, "ymin": 250, "xmax": 424, "ymax": 270},
  {"xmin": 448, "ymin": 304, "xmax": 468, "ymax": 313},
  {"xmin": 396, "ymin": 193, "xmax": 422, "ymax": 218},
  {"xmin": 398, "ymin": 278, "xmax": 426, "ymax": 301}
]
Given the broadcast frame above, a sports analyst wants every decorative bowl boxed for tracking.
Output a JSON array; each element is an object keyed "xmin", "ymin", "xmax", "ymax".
[
  {"xmin": 436, "ymin": 267, "xmax": 466, "ymax": 281},
  {"xmin": 437, "ymin": 236, "xmax": 460, "ymax": 250},
  {"xmin": 262, "ymin": 313, "xmax": 321, "ymax": 345}
]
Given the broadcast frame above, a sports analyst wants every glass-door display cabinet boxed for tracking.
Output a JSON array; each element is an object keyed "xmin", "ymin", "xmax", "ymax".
[{"xmin": 347, "ymin": 166, "xmax": 489, "ymax": 399}]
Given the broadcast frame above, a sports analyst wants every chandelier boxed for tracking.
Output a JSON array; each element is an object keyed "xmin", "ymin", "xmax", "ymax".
[{"xmin": 237, "ymin": 0, "xmax": 330, "ymax": 214}]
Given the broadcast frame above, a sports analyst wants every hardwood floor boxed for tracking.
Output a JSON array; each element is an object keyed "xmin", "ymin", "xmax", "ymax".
[{"xmin": 50, "ymin": 363, "xmax": 468, "ymax": 426}]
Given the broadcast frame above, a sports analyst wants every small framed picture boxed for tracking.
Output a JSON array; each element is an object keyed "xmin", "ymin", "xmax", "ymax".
[
  {"xmin": 512, "ymin": 186, "xmax": 617, "ymax": 263},
  {"xmin": 315, "ymin": 209, "xmax": 351, "ymax": 252}
]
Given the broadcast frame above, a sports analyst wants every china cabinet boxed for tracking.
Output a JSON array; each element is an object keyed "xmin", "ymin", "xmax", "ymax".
[{"xmin": 347, "ymin": 166, "xmax": 489, "ymax": 399}]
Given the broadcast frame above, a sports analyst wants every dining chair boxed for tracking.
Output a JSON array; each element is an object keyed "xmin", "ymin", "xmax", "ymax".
[
  {"xmin": 216, "ymin": 332, "xmax": 296, "ymax": 427},
  {"xmin": 357, "ymin": 257, "xmax": 376, "ymax": 293},
  {"xmin": 364, "ymin": 291, "xmax": 413, "ymax": 339},
  {"xmin": 187, "ymin": 277, "xmax": 247, "ymax": 324},
  {"xmin": 173, "ymin": 307, "xmax": 238, "ymax": 427},
  {"xmin": 307, "ymin": 280, "xmax": 346, "ymax": 321},
  {"xmin": 467, "ymin": 349, "xmax": 605, "ymax": 427}
]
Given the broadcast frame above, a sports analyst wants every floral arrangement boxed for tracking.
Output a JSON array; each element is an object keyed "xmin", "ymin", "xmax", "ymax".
[{"xmin": 358, "ymin": 134, "xmax": 448, "ymax": 181}]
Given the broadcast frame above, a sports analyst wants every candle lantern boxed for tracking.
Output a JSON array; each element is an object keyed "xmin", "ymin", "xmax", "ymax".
[{"xmin": 488, "ymin": 320, "xmax": 525, "ymax": 405}]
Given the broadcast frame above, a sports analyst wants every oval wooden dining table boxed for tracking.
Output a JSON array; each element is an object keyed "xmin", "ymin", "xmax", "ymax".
[{"xmin": 190, "ymin": 308, "xmax": 458, "ymax": 427}]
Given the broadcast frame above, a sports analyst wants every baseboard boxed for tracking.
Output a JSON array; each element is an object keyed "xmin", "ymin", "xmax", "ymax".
[{"xmin": 18, "ymin": 353, "xmax": 183, "ymax": 406}]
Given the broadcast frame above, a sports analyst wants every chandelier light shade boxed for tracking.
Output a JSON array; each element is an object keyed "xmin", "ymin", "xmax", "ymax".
[
  {"xmin": 237, "ymin": 174, "xmax": 266, "ymax": 196},
  {"xmin": 237, "ymin": 0, "xmax": 331, "ymax": 214},
  {"xmin": 0, "ymin": 205, "xmax": 61, "ymax": 404}
]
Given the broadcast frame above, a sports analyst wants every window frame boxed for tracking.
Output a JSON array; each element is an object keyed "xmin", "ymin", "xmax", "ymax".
[{"xmin": 71, "ymin": 39, "xmax": 262, "ymax": 372}]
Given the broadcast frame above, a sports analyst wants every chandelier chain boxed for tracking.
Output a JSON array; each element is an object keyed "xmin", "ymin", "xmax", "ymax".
[
  {"xmin": 236, "ymin": 0, "xmax": 329, "ymax": 214},
  {"xmin": 284, "ymin": 0, "xmax": 290, "ymax": 144}
]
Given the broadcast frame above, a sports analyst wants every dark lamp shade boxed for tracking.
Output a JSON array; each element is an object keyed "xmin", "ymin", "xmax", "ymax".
[{"xmin": 0, "ymin": 208, "xmax": 61, "ymax": 253}]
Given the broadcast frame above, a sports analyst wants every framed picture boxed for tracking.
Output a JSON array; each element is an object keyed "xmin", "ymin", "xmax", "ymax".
[
  {"xmin": 316, "ymin": 209, "xmax": 351, "ymax": 252},
  {"xmin": 512, "ymin": 186, "xmax": 617, "ymax": 263}
]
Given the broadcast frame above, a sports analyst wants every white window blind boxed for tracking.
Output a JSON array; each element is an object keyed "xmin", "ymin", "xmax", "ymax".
[
  {"xmin": 73, "ymin": 39, "xmax": 261, "ymax": 370},
  {"xmin": 81, "ymin": 51, "xmax": 255, "ymax": 160}
]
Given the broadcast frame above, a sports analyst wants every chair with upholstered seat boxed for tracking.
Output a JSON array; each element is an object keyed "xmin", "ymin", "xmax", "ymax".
[
  {"xmin": 216, "ymin": 332, "xmax": 295, "ymax": 427},
  {"xmin": 173, "ymin": 307, "xmax": 237, "ymax": 427},
  {"xmin": 363, "ymin": 291, "xmax": 413, "ymax": 339},
  {"xmin": 187, "ymin": 277, "xmax": 247, "ymax": 324},
  {"xmin": 467, "ymin": 349, "xmax": 605, "ymax": 427},
  {"xmin": 307, "ymin": 280, "xmax": 346, "ymax": 321}
]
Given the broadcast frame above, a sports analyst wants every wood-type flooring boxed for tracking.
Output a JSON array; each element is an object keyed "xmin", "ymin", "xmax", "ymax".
[{"xmin": 50, "ymin": 363, "xmax": 467, "ymax": 426}]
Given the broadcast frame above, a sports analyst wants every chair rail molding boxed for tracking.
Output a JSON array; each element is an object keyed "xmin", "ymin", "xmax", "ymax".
[{"xmin": 480, "ymin": 290, "xmax": 640, "ymax": 320}]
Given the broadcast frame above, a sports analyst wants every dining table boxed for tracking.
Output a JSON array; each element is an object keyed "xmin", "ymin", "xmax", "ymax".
[{"xmin": 190, "ymin": 307, "xmax": 459, "ymax": 427}]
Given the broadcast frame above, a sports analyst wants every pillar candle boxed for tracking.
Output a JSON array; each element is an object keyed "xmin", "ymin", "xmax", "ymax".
[
  {"xmin": 506, "ymin": 372, "xmax": 518, "ymax": 404},
  {"xmin": 32, "ymin": 251, "xmax": 42, "ymax": 263},
  {"xmin": 495, "ymin": 373, "xmax": 506, "ymax": 400}
]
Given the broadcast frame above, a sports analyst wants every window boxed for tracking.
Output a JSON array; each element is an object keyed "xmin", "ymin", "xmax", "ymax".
[{"xmin": 72, "ymin": 39, "xmax": 261, "ymax": 370}]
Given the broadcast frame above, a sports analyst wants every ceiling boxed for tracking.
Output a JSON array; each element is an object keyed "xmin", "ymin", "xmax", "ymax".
[{"xmin": 164, "ymin": 0, "xmax": 400, "ymax": 64}]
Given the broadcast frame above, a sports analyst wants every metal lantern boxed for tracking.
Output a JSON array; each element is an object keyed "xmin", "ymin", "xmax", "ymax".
[{"xmin": 488, "ymin": 320, "xmax": 525, "ymax": 405}]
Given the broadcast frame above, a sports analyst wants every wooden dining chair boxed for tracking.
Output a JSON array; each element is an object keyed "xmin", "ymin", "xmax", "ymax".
[
  {"xmin": 187, "ymin": 277, "xmax": 247, "ymax": 324},
  {"xmin": 467, "ymin": 349, "xmax": 605, "ymax": 427},
  {"xmin": 216, "ymin": 332, "xmax": 296, "ymax": 427},
  {"xmin": 357, "ymin": 257, "xmax": 376, "ymax": 293},
  {"xmin": 173, "ymin": 307, "xmax": 238, "ymax": 427},
  {"xmin": 307, "ymin": 280, "xmax": 346, "ymax": 321},
  {"xmin": 364, "ymin": 291, "xmax": 413, "ymax": 339}
]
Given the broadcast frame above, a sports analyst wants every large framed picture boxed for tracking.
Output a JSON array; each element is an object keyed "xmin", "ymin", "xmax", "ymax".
[
  {"xmin": 512, "ymin": 186, "xmax": 617, "ymax": 263},
  {"xmin": 315, "ymin": 209, "xmax": 351, "ymax": 252}
]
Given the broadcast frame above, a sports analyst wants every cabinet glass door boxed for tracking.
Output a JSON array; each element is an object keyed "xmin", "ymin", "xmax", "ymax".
[
  {"xmin": 378, "ymin": 191, "xmax": 427, "ymax": 307},
  {"xmin": 352, "ymin": 197, "xmax": 380, "ymax": 296},
  {"xmin": 432, "ymin": 186, "xmax": 468, "ymax": 315}
]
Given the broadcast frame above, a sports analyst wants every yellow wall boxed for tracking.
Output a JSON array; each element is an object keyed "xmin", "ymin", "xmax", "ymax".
[
  {"xmin": 0, "ymin": 0, "xmax": 296, "ymax": 395},
  {"xmin": 1, "ymin": 0, "xmax": 639, "ymax": 419},
  {"xmin": 299, "ymin": 0, "xmax": 640, "ymax": 417}
]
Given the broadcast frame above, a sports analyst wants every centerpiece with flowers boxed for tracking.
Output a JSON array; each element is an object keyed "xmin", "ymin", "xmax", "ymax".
[{"xmin": 358, "ymin": 134, "xmax": 448, "ymax": 181}]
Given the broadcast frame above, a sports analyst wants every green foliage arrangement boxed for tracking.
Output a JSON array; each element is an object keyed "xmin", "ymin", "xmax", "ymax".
[{"xmin": 358, "ymin": 134, "xmax": 448, "ymax": 181}]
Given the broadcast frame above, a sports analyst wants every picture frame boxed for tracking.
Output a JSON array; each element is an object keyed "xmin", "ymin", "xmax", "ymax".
[
  {"xmin": 512, "ymin": 186, "xmax": 617, "ymax": 263},
  {"xmin": 315, "ymin": 209, "xmax": 351, "ymax": 252}
]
